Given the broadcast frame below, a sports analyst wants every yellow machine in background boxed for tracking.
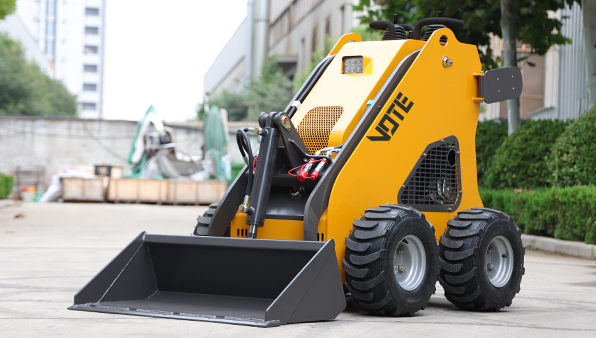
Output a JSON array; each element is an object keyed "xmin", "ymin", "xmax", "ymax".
[{"xmin": 71, "ymin": 14, "xmax": 525, "ymax": 326}]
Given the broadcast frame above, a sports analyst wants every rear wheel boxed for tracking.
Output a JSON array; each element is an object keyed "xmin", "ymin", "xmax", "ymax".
[
  {"xmin": 192, "ymin": 203, "xmax": 218, "ymax": 236},
  {"xmin": 343, "ymin": 204, "xmax": 438, "ymax": 316},
  {"xmin": 438, "ymin": 208, "xmax": 525, "ymax": 311}
]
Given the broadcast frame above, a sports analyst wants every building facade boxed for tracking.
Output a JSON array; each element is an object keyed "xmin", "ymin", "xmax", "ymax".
[
  {"xmin": 204, "ymin": 0, "xmax": 357, "ymax": 98},
  {"xmin": 13, "ymin": 0, "xmax": 107, "ymax": 119},
  {"xmin": 0, "ymin": 13, "xmax": 52, "ymax": 75},
  {"xmin": 208, "ymin": 1, "xmax": 590, "ymax": 122},
  {"xmin": 480, "ymin": 2, "xmax": 591, "ymax": 121}
]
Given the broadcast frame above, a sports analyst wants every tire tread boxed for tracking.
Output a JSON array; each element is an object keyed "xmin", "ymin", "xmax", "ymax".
[
  {"xmin": 193, "ymin": 204, "xmax": 219, "ymax": 236},
  {"xmin": 439, "ymin": 209, "xmax": 525, "ymax": 311},
  {"xmin": 344, "ymin": 205, "xmax": 438, "ymax": 317}
]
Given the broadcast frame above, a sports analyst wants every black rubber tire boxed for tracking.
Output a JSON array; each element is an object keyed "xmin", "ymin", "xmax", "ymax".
[
  {"xmin": 192, "ymin": 203, "xmax": 218, "ymax": 236},
  {"xmin": 344, "ymin": 204, "xmax": 439, "ymax": 316},
  {"xmin": 439, "ymin": 207, "xmax": 525, "ymax": 311}
]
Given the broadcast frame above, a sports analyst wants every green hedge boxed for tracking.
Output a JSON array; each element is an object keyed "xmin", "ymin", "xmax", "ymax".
[
  {"xmin": 482, "ymin": 119, "xmax": 570, "ymax": 189},
  {"xmin": 549, "ymin": 105, "xmax": 596, "ymax": 187},
  {"xmin": 475, "ymin": 119, "xmax": 507, "ymax": 184},
  {"xmin": 480, "ymin": 186, "xmax": 596, "ymax": 244},
  {"xmin": 0, "ymin": 173, "xmax": 13, "ymax": 199}
]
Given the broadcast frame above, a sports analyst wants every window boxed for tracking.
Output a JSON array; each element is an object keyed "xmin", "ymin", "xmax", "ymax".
[
  {"xmin": 325, "ymin": 16, "xmax": 331, "ymax": 36},
  {"xmin": 46, "ymin": 21, "xmax": 55, "ymax": 36},
  {"xmin": 85, "ymin": 26, "xmax": 99, "ymax": 35},
  {"xmin": 46, "ymin": 0, "xmax": 56, "ymax": 16},
  {"xmin": 84, "ymin": 45, "xmax": 98, "ymax": 54},
  {"xmin": 45, "ymin": 40, "xmax": 55, "ymax": 56},
  {"xmin": 269, "ymin": 0, "xmax": 325, "ymax": 48},
  {"xmin": 84, "ymin": 64, "xmax": 98, "ymax": 72},
  {"xmin": 83, "ymin": 83, "xmax": 97, "ymax": 91},
  {"xmin": 85, "ymin": 7, "xmax": 99, "ymax": 16},
  {"xmin": 82, "ymin": 102, "xmax": 96, "ymax": 110}
]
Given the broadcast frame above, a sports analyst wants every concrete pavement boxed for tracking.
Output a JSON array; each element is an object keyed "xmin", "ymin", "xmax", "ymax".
[{"xmin": 1, "ymin": 202, "xmax": 595, "ymax": 337}]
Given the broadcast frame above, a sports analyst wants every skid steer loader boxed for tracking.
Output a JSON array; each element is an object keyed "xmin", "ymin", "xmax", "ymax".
[{"xmin": 70, "ymin": 14, "xmax": 525, "ymax": 327}]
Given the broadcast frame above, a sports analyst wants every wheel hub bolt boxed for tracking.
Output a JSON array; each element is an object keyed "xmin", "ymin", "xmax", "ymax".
[
  {"xmin": 398, "ymin": 265, "xmax": 405, "ymax": 272},
  {"xmin": 397, "ymin": 250, "xmax": 403, "ymax": 255},
  {"xmin": 487, "ymin": 249, "xmax": 492, "ymax": 254},
  {"xmin": 487, "ymin": 263, "xmax": 494, "ymax": 270}
]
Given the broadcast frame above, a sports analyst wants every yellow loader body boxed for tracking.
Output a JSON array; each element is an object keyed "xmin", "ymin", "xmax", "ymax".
[{"xmin": 231, "ymin": 29, "xmax": 483, "ymax": 282}]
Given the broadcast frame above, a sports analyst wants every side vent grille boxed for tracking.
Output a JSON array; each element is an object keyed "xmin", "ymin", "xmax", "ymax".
[
  {"xmin": 296, "ymin": 106, "xmax": 343, "ymax": 154},
  {"xmin": 237, "ymin": 228, "xmax": 248, "ymax": 238},
  {"xmin": 398, "ymin": 137, "xmax": 462, "ymax": 212},
  {"xmin": 238, "ymin": 228, "xmax": 326, "ymax": 241}
]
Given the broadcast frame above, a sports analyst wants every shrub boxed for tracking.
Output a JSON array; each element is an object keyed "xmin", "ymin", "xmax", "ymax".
[
  {"xmin": 0, "ymin": 173, "xmax": 13, "ymax": 199},
  {"xmin": 480, "ymin": 186, "xmax": 596, "ymax": 244},
  {"xmin": 549, "ymin": 105, "xmax": 596, "ymax": 187},
  {"xmin": 475, "ymin": 119, "xmax": 507, "ymax": 185},
  {"xmin": 482, "ymin": 119, "xmax": 570, "ymax": 189}
]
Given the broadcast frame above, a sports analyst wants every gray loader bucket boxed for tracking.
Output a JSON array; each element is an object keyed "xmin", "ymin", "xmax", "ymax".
[{"xmin": 69, "ymin": 233, "xmax": 346, "ymax": 327}]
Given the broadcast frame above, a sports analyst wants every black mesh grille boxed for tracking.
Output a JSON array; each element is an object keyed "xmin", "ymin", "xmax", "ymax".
[{"xmin": 399, "ymin": 141, "xmax": 461, "ymax": 207}]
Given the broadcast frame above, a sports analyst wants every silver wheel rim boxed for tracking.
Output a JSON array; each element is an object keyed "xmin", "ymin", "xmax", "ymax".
[
  {"xmin": 485, "ymin": 235, "xmax": 514, "ymax": 288},
  {"xmin": 393, "ymin": 235, "xmax": 426, "ymax": 291}
]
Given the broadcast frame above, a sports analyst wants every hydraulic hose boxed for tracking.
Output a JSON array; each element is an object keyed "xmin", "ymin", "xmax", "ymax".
[
  {"xmin": 286, "ymin": 55, "xmax": 335, "ymax": 118},
  {"xmin": 236, "ymin": 129, "xmax": 254, "ymax": 196}
]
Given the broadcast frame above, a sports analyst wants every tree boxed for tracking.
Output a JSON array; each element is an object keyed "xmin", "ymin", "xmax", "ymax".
[
  {"xmin": 197, "ymin": 57, "xmax": 293, "ymax": 122},
  {"xmin": 350, "ymin": 23, "xmax": 384, "ymax": 42},
  {"xmin": 500, "ymin": 0, "xmax": 519, "ymax": 134},
  {"xmin": 496, "ymin": 0, "xmax": 575, "ymax": 134},
  {"xmin": 246, "ymin": 57, "xmax": 294, "ymax": 121},
  {"xmin": 0, "ymin": 33, "xmax": 77, "ymax": 117},
  {"xmin": 197, "ymin": 88, "xmax": 248, "ymax": 122},
  {"xmin": 0, "ymin": 0, "xmax": 15, "ymax": 19},
  {"xmin": 292, "ymin": 31, "xmax": 382, "ymax": 92},
  {"xmin": 293, "ymin": 35, "xmax": 334, "ymax": 92},
  {"xmin": 354, "ymin": 0, "xmax": 502, "ymax": 69},
  {"xmin": 355, "ymin": 0, "xmax": 576, "ymax": 133}
]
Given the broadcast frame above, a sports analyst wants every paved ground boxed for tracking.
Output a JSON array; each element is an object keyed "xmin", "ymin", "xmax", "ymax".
[{"xmin": 1, "ymin": 202, "xmax": 595, "ymax": 337}]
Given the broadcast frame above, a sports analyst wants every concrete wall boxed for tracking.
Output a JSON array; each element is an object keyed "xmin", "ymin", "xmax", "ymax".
[{"xmin": 0, "ymin": 116, "xmax": 258, "ymax": 190}]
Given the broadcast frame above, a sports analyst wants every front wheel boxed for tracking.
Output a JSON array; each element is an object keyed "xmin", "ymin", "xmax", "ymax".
[
  {"xmin": 343, "ymin": 204, "xmax": 438, "ymax": 316},
  {"xmin": 192, "ymin": 203, "xmax": 218, "ymax": 236},
  {"xmin": 439, "ymin": 208, "xmax": 525, "ymax": 311}
]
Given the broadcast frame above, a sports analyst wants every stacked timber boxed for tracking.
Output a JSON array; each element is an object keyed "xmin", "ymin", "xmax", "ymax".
[
  {"xmin": 62, "ymin": 177, "xmax": 107, "ymax": 202},
  {"xmin": 107, "ymin": 178, "xmax": 226, "ymax": 205}
]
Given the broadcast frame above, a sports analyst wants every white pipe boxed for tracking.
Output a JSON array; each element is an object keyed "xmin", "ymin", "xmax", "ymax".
[
  {"xmin": 244, "ymin": 0, "xmax": 254, "ymax": 83},
  {"xmin": 252, "ymin": 0, "xmax": 269, "ymax": 77}
]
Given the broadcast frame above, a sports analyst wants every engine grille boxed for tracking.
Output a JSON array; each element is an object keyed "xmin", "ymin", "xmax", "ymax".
[
  {"xmin": 399, "ymin": 138, "xmax": 462, "ymax": 211},
  {"xmin": 296, "ymin": 106, "xmax": 343, "ymax": 154}
]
